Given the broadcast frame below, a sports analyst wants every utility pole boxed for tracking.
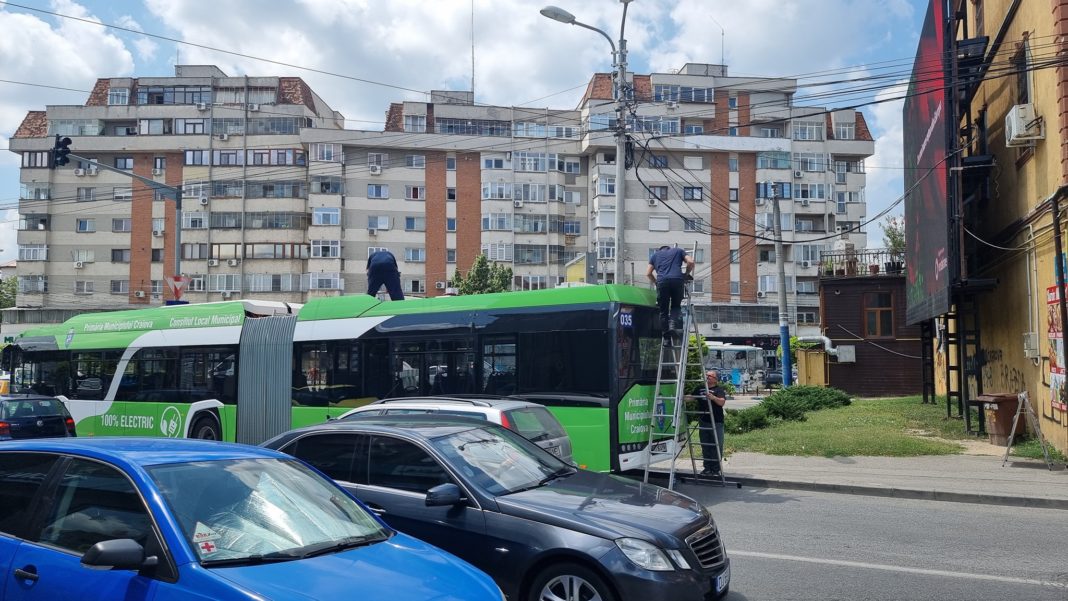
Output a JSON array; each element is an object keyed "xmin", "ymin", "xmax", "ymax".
[
  {"xmin": 769, "ymin": 181, "xmax": 793, "ymax": 386},
  {"xmin": 613, "ymin": 25, "xmax": 628, "ymax": 285}
]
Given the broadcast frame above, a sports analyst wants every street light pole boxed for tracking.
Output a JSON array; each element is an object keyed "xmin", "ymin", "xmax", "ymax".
[
  {"xmin": 540, "ymin": 2, "xmax": 631, "ymax": 284},
  {"xmin": 769, "ymin": 181, "xmax": 793, "ymax": 386}
]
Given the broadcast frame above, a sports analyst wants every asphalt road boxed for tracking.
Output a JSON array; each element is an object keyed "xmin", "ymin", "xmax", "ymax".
[{"xmin": 680, "ymin": 483, "xmax": 1068, "ymax": 601}]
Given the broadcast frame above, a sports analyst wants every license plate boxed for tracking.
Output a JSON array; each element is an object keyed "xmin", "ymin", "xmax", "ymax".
[
  {"xmin": 715, "ymin": 564, "xmax": 730, "ymax": 593},
  {"xmin": 650, "ymin": 441, "xmax": 668, "ymax": 454},
  {"xmin": 546, "ymin": 445, "xmax": 562, "ymax": 457}
]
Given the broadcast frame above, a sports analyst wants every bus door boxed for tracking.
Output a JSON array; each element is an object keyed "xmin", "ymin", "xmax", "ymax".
[
  {"xmin": 112, "ymin": 349, "xmax": 179, "ymax": 438},
  {"xmin": 67, "ymin": 351, "xmax": 121, "ymax": 436}
]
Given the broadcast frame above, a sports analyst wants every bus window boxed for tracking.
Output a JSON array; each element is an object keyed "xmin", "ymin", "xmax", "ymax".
[
  {"xmin": 14, "ymin": 351, "xmax": 71, "ymax": 397},
  {"xmin": 179, "ymin": 347, "xmax": 239, "ymax": 404},
  {"xmin": 482, "ymin": 336, "xmax": 516, "ymax": 395},
  {"xmin": 69, "ymin": 351, "xmax": 119, "ymax": 400},
  {"xmin": 517, "ymin": 331, "xmax": 608, "ymax": 393}
]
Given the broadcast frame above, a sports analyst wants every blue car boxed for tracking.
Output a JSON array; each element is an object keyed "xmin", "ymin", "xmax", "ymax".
[{"xmin": 0, "ymin": 438, "xmax": 502, "ymax": 601}]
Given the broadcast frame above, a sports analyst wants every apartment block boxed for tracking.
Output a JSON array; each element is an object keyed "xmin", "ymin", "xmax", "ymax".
[{"xmin": 7, "ymin": 63, "xmax": 873, "ymax": 348}]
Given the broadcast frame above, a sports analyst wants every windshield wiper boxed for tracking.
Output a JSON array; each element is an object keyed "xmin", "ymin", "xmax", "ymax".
[
  {"xmin": 458, "ymin": 438, "xmax": 500, "ymax": 451},
  {"xmin": 505, "ymin": 467, "xmax": 577, "ymax": 495},
  {"xmin": 201, "ymin": 553, "xmax": 299, "ymax": 567},
  {"xmin": 296, "ymin": 534, "xmax": 387, "ymax": 559}
]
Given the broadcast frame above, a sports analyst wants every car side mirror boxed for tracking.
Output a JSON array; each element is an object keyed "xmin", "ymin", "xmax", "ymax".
[
  {"xmin": 81, "ymin": 539, "xmax": 158, "ymax": 572},
  {"xmin": 425, "ymin": 482, "xmax": 464, "ymax": 507}
]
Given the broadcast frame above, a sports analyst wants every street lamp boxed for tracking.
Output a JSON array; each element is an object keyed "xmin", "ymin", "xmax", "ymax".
[{"xmin": 541, "ymin": 2, "xmax": 631, "ymax": 284}]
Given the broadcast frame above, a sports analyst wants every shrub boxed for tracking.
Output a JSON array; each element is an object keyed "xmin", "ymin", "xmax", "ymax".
[
  {"xmin": 760, "ymin": 393, "xmax": 808, "ymax": 422},
  {"xmin": 778, "ymin": 385, "xmax": 852, "ymax": 411},
  {"xmin": 724, "ymin": 405, "xmax": 770, "ymax": 434}
]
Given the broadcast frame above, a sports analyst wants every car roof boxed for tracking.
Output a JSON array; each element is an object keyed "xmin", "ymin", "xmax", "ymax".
[
  {"xmin": 0, "ymin": 437, "xmax": 286, "ymax": 467},
  {"xmin": 289, "ymin": 414, "xmax": 495, "ymax": 441},
  {"xmin": 0, "ymin": 394, "xmax": 62, "ymax": 403},
  {"xmin": 370, "ymin": 396, "xmax": 542, "ymax": 410}
]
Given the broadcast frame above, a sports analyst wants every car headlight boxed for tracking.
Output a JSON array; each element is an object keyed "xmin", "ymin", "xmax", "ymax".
[
  {"xmin": 615, "ymin": 538, "xmax": 674, "ymax": 571},
  {"xmin": 665, "ymin": 548, "xmax": 691, "ymax": 570}
]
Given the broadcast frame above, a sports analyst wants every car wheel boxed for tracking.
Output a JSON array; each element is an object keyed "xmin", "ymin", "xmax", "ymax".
[
  {"xmin": 527, "ymin": 563, "xmax": 617, "ymax": 601},
  {"xmin": 190, "ymin": 414, "xmax": 221, "ymax": 440}
]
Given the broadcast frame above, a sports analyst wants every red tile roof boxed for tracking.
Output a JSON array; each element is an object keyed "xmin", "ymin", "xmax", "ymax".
[{"xmin": 13, "ymin": 111, "xmax": 48, "ymax": 138}]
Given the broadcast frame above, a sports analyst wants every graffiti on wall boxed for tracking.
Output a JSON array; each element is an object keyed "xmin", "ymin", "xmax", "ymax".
[{"xmin": 981, "ymin": 349, "xmax": 1026, "ymax": 393}]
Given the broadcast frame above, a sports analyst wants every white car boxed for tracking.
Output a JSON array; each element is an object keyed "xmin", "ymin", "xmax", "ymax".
[{"xmin": 340, "ymin": 396, "xmax": 573, "ymax": 464}]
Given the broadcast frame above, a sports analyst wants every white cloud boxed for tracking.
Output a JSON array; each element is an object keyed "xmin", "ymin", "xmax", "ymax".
[
  {"xmin": 116, "ymin": 14, "xmax": 159, "ymax": 62},
  {"xmin": 865, "ymin": 81, "xmax": 909, "ymax": 221}
]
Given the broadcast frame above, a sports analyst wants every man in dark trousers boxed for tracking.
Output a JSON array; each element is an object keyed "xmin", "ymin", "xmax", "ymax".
[
  {"xmin": 366, "ymin": 249, "xmax": 405, "ymax": 300},
  {"xmin": 645, "ymin": 244, "xmax": 695, "ymax": 339},
  {"xmin": 698, "ymin": 369, "xmax": 727, "ymax": 476}
]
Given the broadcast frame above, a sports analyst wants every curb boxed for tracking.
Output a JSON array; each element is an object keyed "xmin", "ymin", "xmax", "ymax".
[{"xmin": 714, "ymin": 476, "xmax": 1068, "ymax": 510}]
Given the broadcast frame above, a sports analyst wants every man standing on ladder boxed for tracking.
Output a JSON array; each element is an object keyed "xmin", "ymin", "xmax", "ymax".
[
  {"xmin": 699, "ymin": 370, "xmax": 728, "ymax": 476},
  {"xmin": 646, "ymin": 245, "xmax": 695, "ymax": 342}
]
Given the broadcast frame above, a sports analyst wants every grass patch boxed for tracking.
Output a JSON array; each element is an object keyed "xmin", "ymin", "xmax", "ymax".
[
  {"xmin": 724, "ymin": 396, "xmax": 966, "ymax": 457},
  {"xmin": 1011, "ymin": 438, "xmax": 1068, "ymax": 462}
]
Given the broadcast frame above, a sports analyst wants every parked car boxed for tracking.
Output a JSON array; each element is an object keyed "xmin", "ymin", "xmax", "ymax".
[
  {"xmin": 0, "ymin": 395, "xmax": 76, "ymax": 440},
  {"xmin": 340, "ymin": 396, "xmax": 574, "ymax": 464},
  {"xmin": 0, "ymin": 438, "xmax": 502, "ymax": 601},
  {"xmin": 265, "ymin": 415, "xmax": 731, "ymax": 601}
]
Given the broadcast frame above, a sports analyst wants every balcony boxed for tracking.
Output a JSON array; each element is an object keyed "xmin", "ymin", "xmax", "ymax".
[{"xmin": 820, "ymin": 248, "xmax": 904, "ymax": 279}]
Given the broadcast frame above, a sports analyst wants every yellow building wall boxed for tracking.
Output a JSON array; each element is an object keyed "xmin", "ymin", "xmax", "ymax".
[
  {"xmin": 565, "ymin": 255, "xmax": 587, "ymax": 283},
  {"xmin": 962, "ymin": 0, "xmax": 1068, "ymax": 452}
]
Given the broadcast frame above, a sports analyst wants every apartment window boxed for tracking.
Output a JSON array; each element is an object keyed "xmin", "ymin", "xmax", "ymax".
[
  {"xmin": 405, "ymin": 186, "xmax": 426, "ymax": 201},
  {"xmin": 648, "ymin": 186, "xmax": 668, "ymax": 201},
  {"xmin": 76, "ymin": 188, "xmax": 96, "ymax": 202},
  {"xmin": 107, "ymin": 87, "xmax": 129, "ymax": 105},
  {"xmin": 405, "ymin": 155, "xmax": 425, "ymax": 168},
  {"xmin": 138, "ymin": 119, "xmax": 171, "ymax": 135},
  {"xmin": 368, "ymin": 216, "xmax": 390, "ymax": 230},
  {"xmin": 730, "ymin": 249, "xmax": 740, "ymax": 263},
  {"xmin": 75, "ymin": 280, "xmax": 95, "ymax": 294},
  {"xmin": 405, "ymin": 248, "xmax": 426, "ymax": 262},
  {"xmin": 311, "ymin": 240, "xmax": 341, "ymax": 258},
  {"xmin": 152, "ymin": 157, "xmax": 166, "ymax": 170},
  {"xmin": 759, "ymin": 249, "xmax": 776, "ymax": 263},
  {"xmin": 482, "ymin": 213, "xmax": 512, "ymax": 231},
  {"xmin": 834, "ymin": 123, "xmax": 856, "ymax": 140},
  {"xmin": 410, "ymin": 279, "xmax": 425, "ymax": 294},
  {"xmin": 760, "ymin": 127, "xmax": 782, "ymax": 138},
  {"xmin": 151, "ymin": 218, "xmax": 164, "ymax": 232},
  {"xmin": 728, "ymin": 127, "xmax": 739, "ymax": 137},
  {"xmin": 597, "ymin": 177, "xmax": 615, "ymax": 196},
  {"xmin": 114, "ymin": 157, "xmax": 134, "ymax": 170},
  {"xmin": 150, "ymin": 280, "xmax": 163, "ymax": 295},
  {"xmin": 446, "ymin": 157, "xmax": 456, "ymax": 170},
  {"xmin": 182, "ymin": 243, "xmax": 209, "ymax": 259},
  {"xmin": 208, "ymin": 274, "xmax": 241, "ymax": 292},
  {"xmin": 76, "ymin": 219, "xmax": 96, "ymax": 233},
  {"xmin": 728, "ymin": 157, "xmax": 739, "ymax": 172},
  {"xmin": 729, "ymin": 188, "xmax": 739, "ymax": 202},
  {"xmin": 311, "ymin": 143, "xmax": 341, "ymax": 162},
  {"xmin": 307, "ymin": 273, "xmax": 342, "ymax": 290},
  {"xmin": 792, "ymin": 121, "xmax": 824, "ymax": 141},
  {"xmin": 482, "ymin": 182, "xmax": 512, "ymax": 200},
  {"xmin": 447, "ymin": 187, "xmax": 457, "ymax": 201},
  {"xmin": 175, "ymin": 118, "xmax": 206, "ymax": 134},
  {"xmin": 111, "ymin": 249, "xmax": 132, "ymax": 263},
  {"xmin": 683, "ymin": 218, "xmax": 706, "ymax": 232},
  {"xmin": 151, "ymin": 249, "xmax": 164, "ymax": 263},
  {"xmin": 367, "ymin": 153, "xmax": 387, "ymax": 168},
  {"xmin": 728, "ymin": 96, "xmax": 738, "ymax": 109},
  {"xmin": 446, "ymin": 218, "xmax": 457, "ymax": 232},
  {"xmin": 683, "ymin": 187, "xmax": 703, "ymax": 201},
  {"xmin": 864, "ymin": 292, "xmax": 894, "ymax": 338},
  {"xmin": 367, "ymin": 184, "xmax": 389, "ymax": 199},
  {"xmin": 72, "ymin": 249, "xmax": 95, "ymax": 263},
  {"xmin": 646, "ymin": 155, "xmax": 668, "ymax": 168},
  {"xmin": 404, "ymin": 216, "xmax": 426, "ymax": 231},
  {"xmin": 312, "ymin": 207, "xmax": 340, "ymax": 226},
  {"xmin": 758, "ymin": 275, "xmax": 779, "ymax": 293},
  {"xmin": 21, "ymin": 151, "xmax": 50, "ymax": 168},
  {"xmin": 798, "ymin": 311, "xmax": 817, "ymax": 325},
  {"xmin": 185, "ymin": 150, "xmax": 209, "ymax": 165},
  {"xmin": 110, "ymin": 280, "xmax": 130, "ymax": 294},
  {"xmin": 110, "ymin": 218, "xmax": 131, "ymax": 233},
  {"xmin": 18, "ymin": 275, "xmax": 47, "ymax": 293},
  {"xmin": 729, "ymin": 217, "xmax": 739, "ymax": 232},
  {"xmin": 649, "ymin": 216, "xmax": 670, "ymax": 232},
  {"xmin": 446, "ymin": 249, "xmax": 457, "ymax": 263},
  {"xmin": 483, "ymin": 157, "xmax": 507, "ymax": 169},
  {"xmin": 404, "ymin": 115, "xmax": 427, "ymax": 133},
  {"xmin": 17, "ymin": 245, "xmax": 47, "ymax": 261},
  {"xmin": 183, "ymin": 212, "xmax": 207, "ymax": 229},
  {"xmin": 730, "ymin": 281, "xmax": 741, "ymax": 295},
  {"xmin": 693, "ymin": 249, "xmax": 706, "ymax": 263},
  {"xmin": 757, "ymin": 151, "xmax": 791, "ymax": 169},
  {"xmin": 684, "ymin": 124, "xmax": 704, "ymax": 135}
]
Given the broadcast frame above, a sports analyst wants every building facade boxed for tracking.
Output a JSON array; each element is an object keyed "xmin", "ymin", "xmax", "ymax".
[{"xmin": 8, "ymin": 63, "xmax": 873, "ymax": 345}]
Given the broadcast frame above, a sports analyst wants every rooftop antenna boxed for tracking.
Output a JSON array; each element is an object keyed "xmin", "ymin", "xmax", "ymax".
[{"xmin": 470, "ymin": 0, "xmax": 476, "ymax": 99}]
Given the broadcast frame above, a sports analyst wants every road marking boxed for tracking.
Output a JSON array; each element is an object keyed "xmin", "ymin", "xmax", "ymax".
[{"xmin": 731, "ymin": 550, "xmax": 1068, "ymax": 588}]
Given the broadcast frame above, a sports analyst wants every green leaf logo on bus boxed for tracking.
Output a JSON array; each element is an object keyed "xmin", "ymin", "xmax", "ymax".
[{"xmin": 160, "ymin": 406, "xmax": 183, "ymax": 438}]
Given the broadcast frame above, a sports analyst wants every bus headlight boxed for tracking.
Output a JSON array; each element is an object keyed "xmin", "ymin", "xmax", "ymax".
[{"xmin": 615, "ymin": 538, "xmax": 674, "ymax": 571}]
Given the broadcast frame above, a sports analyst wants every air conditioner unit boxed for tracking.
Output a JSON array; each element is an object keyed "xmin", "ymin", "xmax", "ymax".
[
  {"xmin": 800, "ymin": 260, "xmax": 812, "ymax": 268},
  {"xmin": 74, "ymin": 168, "xmax": 86, "ymax": 177},
  {"xmin": 513, "ymin": 200, "xmax": 524, "ymax": 208},
  {"xmin": 756, "ymin": 198, "xmax": 765, "ymax": 206},
  {"xmin": 801, "ymin": 199, "xmax": 811, "ymax": 207},
  {"xmin": 247, "ymin": 103, "xmax": 260, "ymax": 112},
  {"xmin": 793, "ymin": 170, "xmax": 804, "ymax": 178},
  {"xmin": 666, "ymin": 101, "xmax": 678, "ymax": 110},
  {"xmin": 835, "ymin": 225, "xmax": 846, "ymax": 233},
  {"xmin": 647, "ymin": 198, "xmax": 658, "ymax": 206},
  {"xmin": 207, "ymin": 259, "xmax": 220, "ymax": 267},
  {"xmin": 367, "ymin": 228, "xmax": 377, "ymax": 236},
  {"xmin": 710, "ymin": 322, "xmax": 720, "ymax": 330},
  {"xmin": 435, "ymin": 281, "xmax": 447, "ymax": 290},
  {"xmin": 87, "ymin": 167, "xmax": 99, "ymax": 176},
  {"xmin": 1005, "ymin": 103, "xmax": 1045, "ymax": 146},
  {"xmin": 221, "ymin": 291, "xmax": 232, "ymax": 299},
  {"xmin": 756, "ymin": 291, "xmax": 767, "ymax": 298},
  {"xmin": 196, "ymin": 102, "xmax": 209, "ymax": 111},
  {"xmin": 133, "ymin": 290, "xmax": 146, "ymax": 298},
  {"xmin": 73, "ymin": 261, "xmax": 85, "ymax": 269},
  {"xmin": 152, "ymin": 229, "xmax": 164, "ymax": 237},
  {"xmin": 227, "ymin": 258, "xmax": 240, "ymax": 267},
  {"xmin": 199, "ymin": 196, "xmax": 210, "ymax": 206},
  {"xmin": 369, "ymin": 165, "xmax": 383, "ymax": 175},
  {"xmin": 152, "ymin": 168, "xmax": 164, "ymax": 176},
  {"xmin": 217, "ymin": 133, "xmax": 229, "ymax": 141}
]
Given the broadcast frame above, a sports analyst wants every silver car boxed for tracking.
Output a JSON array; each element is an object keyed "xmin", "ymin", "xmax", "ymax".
[{"xmin": 339, "ymin": 396, "xmax": 574, "ymax": 463}]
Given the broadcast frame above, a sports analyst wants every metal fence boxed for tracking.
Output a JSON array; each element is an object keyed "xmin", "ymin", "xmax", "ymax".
[{"xmin": 819, "ymin": 248, "xmax": 905, "ymax": 278}]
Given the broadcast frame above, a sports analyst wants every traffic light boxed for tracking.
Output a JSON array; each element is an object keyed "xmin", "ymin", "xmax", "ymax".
[{"xmin": 50, "ymin": 135, "xmax": 72, "ymax": 169}]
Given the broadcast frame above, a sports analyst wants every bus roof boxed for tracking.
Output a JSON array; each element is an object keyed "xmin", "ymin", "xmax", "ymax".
[
  {"xmin": 12, "ymin": 301, "xmax": 295, "ymax": 351},
  {"xmin": 297, "ymin": 284, "xmax": 656, "ymax": 322}
]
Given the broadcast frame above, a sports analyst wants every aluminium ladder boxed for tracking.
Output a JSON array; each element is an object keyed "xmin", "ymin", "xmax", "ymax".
[{"xmin": 641, "ymin": 277, "xmax": 734, "ymax": 490}]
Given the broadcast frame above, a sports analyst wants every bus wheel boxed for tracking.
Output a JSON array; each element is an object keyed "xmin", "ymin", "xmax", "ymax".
[{"xmin": 190, "ymin": 414, "xmax": 221, "ymax": 440}]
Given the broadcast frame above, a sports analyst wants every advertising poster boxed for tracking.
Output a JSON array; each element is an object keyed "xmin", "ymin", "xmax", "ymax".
[{"xmin": 1047, "ymin": 285, "xmax": 1067, "ymax": 412}]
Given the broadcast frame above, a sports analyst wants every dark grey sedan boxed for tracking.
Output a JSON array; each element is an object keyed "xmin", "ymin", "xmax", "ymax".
[
  {"xmin": 263, "ymin": 416, "xmax": 730, "ymax": 601},
  {"xmin": 0, "ymin": 395, "xmax": 76, "ymax": 440}
]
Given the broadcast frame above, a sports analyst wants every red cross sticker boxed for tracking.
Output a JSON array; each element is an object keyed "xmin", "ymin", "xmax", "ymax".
[{"xmin": 199, "ymin": 541, "xmax": 216, "ymax": 554}]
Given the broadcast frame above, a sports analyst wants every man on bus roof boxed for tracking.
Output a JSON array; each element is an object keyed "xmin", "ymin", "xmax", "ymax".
[
  {"xmin": 367, "ymin": 249, "xmax": 404, "ymax": 301},
  {"xmin": 646, "ymin": 244, "xmax": 695, "ymax": 340}
]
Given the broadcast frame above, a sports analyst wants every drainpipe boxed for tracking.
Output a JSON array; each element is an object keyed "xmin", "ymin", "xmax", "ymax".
[{"xmin": 797, "ymin": 335, "xmax": 838, "ymax": 357}]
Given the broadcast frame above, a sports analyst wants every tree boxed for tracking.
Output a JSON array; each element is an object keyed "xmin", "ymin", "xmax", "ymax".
[
  {"xmin": 0, "ymin": 277, "xmax": 16, "ymax": 310},
  {"xmin": 452, "ymin": 255, "xmax": 513, "ymax": 295},
  {"xmin": 880, "ymin": 216, "xmax": 906, "ymax": 258}
]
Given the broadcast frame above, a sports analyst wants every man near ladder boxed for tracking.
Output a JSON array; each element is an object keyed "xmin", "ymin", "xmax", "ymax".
[
  {"xmin": 699, "ymin": 370, "xmax": 728, "ymax": 476},
  {"xmin": 646, "ymin": 245, "xmax": 696, "ymax": 342}
]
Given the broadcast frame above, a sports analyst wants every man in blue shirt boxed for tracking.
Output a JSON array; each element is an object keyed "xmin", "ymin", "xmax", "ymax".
[
  {"xmin": 367, "ymin": 250, "xmax": 405, "ymax": 300},
  {"xmin": 646, "ymin": 245, "xmax": 695, "ymax": 339}
]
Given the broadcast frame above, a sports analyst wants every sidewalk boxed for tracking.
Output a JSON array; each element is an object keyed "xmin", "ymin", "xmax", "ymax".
[{"xmin": 709, "ymin": 452, "xmax": 1068, "ymax": 509}]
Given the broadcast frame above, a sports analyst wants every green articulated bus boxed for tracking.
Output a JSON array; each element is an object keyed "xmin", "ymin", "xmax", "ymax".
[{"xmin": 4, "ymin": 285, "xmax": 674, "ymax": 472}]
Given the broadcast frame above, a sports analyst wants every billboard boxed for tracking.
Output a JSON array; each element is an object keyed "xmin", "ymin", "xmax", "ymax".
[{"xmin": 903, "ymin": 0, "xmax": 950, "ymax": 324}]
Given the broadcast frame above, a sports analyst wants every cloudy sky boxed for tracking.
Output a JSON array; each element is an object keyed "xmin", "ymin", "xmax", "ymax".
[{"xmin": 0, "ymin": 0, "xmax": 926, "ymax": 262}]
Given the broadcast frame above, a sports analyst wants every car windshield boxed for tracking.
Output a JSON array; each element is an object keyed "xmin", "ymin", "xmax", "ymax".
[
  {"xmin": 431, "ymin": 426, "xmax": 570, "ymax": 495},
  {"xmin": 503, "ymin": 407, "xmax": 567, "ymax": 441},
  {"xmin": 148, "ymin": 458, "xmax": 389, "ymax": 565}
]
